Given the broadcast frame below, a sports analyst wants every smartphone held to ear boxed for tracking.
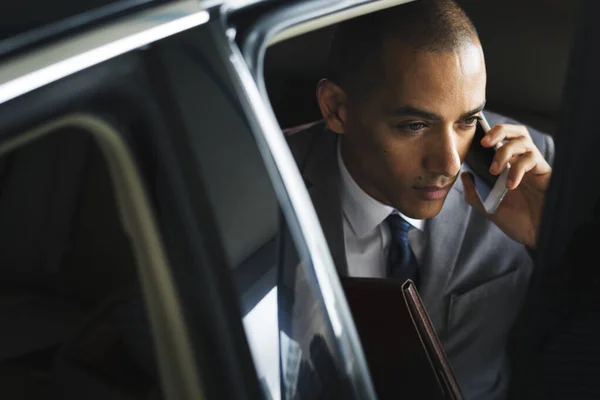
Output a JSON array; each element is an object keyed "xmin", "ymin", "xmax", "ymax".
[{"xmin": 465, "ymin": 112, "xmax": 510, "ymax": 214}]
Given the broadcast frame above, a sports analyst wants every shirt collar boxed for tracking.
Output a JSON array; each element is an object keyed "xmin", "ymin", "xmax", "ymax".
[{"xmin": 337, "ymin": 140, "xmax": 424, "ymax": 237}]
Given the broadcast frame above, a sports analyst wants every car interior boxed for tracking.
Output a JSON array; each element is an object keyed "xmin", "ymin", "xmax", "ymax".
[
  {"xmin": 264, "ymin": 0, "xmax": 582, "ymax": 139},
  {"xmin": 259, "ymin": 0, "xmax": 589, "ymax": 398},
  {"xmin": 0, "ymin": 122, "xmax": 160, "ymax": 399},
  {"xmin": 0, "ymin": 0, "xmax": 596, "ymax": 399}
]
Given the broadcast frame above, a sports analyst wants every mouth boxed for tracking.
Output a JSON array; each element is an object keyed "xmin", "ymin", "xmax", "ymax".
[{"xmin": 413, "ymin": 182, "xmax": 453, "ymax": 200}]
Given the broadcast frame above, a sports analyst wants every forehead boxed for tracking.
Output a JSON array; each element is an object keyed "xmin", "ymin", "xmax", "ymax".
[{"xmin": 376, "ymin": 39, "xmax": 487, "ymax": 113}]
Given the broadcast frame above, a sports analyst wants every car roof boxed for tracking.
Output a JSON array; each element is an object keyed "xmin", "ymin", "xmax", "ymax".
[{"xmin": 0, "ymin": 0, "xmax": 276, "ymax": 60}]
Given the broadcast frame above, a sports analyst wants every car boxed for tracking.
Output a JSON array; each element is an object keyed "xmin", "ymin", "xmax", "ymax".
[{"xmin": 0, "ymin": 0, "xmax": 597, "ymax": 399}]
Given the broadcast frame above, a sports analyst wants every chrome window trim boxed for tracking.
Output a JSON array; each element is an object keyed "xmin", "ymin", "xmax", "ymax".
[
  {"xmin": 0, "ymin": 113, "xmax": 205, "ymax": 400},
  {"xmin": 0, "ymin": 0, "xmax": 210, "ymax": 106},
  {"xmin": 268, "ymin": 0, "xmax": 415, "ymax": 45},
  {"xmin": 239, "ymin": 0, "xmax": 414, "ymax": 100},
  {"xmin": 0, "ymin": 0, "xmax": 154, "ymax": 57}
]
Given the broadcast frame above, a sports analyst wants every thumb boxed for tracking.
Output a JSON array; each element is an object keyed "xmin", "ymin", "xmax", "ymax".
[{"xmin": 460, "ymin": 171, "xmax": 487, "ymax": 216}]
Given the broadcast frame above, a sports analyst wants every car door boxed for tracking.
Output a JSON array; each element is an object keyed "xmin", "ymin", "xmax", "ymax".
[
  {"xmin": 0, "ymin": 2, "xmax": 262, "ymax": 400},
  {"xmin": 1, "ymin": 1, "xmax": 381, "ymax": 399}
]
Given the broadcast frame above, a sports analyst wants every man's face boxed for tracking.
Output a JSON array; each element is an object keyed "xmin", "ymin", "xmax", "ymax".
[{"xmin": 339, "ymin": 39, "xmax": 487, "ymax": 219}]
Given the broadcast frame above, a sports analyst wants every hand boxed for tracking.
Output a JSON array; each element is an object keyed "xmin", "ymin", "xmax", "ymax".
[{"xmin": 461, "ymin": 124, "xmax": 552, "ymax": 248}]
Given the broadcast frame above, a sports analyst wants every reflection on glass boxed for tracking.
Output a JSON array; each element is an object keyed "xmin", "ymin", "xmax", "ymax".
[
  {"xmin": 277, "ymin": 227, "xmax": 356, "ymax": 400},
  {"xmin": 233, "ymin": 217, "xmax": 364, "ymax": 400},
  {"xmin": 242, "ymin": 287, "xmax": 280, "ymax": 400}
]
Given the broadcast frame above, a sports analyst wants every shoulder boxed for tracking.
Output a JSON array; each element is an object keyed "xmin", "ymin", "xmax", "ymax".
[{"xmin": 283, "ymin": 120, "xmax": 327, "ymax": 170}]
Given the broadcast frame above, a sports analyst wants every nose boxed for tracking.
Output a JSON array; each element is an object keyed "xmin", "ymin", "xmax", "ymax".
[{"xmin": 424, "ymin": 127, "xmax": 462, "ymax": 178}]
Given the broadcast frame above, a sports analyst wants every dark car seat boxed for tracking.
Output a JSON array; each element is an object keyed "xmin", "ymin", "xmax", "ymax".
[
  {"xmin": 0, "ymin": 130, "xmax": 93, "ymax": 399},
  {"xmin": 456, "ymin": 0, "xmax": 582, "ymax": 136},
  {"xmin": 0, "ymin": 127, "xmax": 151, "ymax": 399}
]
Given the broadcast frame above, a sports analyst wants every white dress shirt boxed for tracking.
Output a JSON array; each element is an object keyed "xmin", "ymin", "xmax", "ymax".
[{"xmin": 337, "ymin": 142, "xmax": 426, "ymax": 278}]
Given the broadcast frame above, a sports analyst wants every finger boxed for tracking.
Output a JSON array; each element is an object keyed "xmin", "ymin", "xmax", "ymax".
[
  {"xmin": 490, "ymin": 137, "xmax": 529, "ymax": 174},
  {"xmin": 506, "ymin": 151, "xmax": 537, "ymax": 189},
  {"xmin": 460, "ymin": 171, "xmax": 487, "ymax": 215},
  {"xmin": 482, "ymin": 124, "xmax": 529, "ymax": 148}
]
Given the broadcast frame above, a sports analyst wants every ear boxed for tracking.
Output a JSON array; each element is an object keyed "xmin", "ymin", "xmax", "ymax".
[{"xmin": 316, "ymin": 79, "xmax": 348, "ymax": 134}]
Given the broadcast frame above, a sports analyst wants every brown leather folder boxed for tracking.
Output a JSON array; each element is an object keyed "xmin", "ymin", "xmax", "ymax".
[{"xmin": 340, "ymin": 277, "xmax": 463, "ymax": 400}]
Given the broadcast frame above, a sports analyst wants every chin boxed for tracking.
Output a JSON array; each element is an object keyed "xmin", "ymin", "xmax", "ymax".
[{"xmin": 400, "ymin": 199, "xmax": 445, "ymax": 220}]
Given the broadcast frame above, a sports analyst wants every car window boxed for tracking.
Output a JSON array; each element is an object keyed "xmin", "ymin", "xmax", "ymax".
[{"xmin": 0, "ymin": 121, "xmax": 167, "ymax": 400}]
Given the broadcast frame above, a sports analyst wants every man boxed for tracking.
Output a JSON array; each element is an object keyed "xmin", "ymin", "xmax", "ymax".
[{"xmin": 285, "ymin": 0, "xmax": 554, "ymax": 399}]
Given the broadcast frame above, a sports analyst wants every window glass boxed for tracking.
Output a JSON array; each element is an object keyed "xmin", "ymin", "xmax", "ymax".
[{"xmin": 0, "ymin": 128, "xmax": 162, "ymax": 399}]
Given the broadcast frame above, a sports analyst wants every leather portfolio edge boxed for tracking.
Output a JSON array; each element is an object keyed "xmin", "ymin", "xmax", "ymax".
[{"xmin": 402, "ymin": 280, "xmax": 465, "ymax": 400}]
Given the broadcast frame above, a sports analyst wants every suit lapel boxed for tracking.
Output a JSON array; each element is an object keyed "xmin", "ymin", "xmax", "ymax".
[
  {"xmin": 419, "ymin": 178, "xmax": 472, "ymax": 333},
  {"xmin": 302, "ymin": 127, "xmax": 349, "ymax": 276}
]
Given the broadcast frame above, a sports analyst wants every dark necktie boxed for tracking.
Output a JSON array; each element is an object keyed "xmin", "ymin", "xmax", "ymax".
[{"xmin": 386, "ymin": 214, "xmax": 419, "ymax": 285}]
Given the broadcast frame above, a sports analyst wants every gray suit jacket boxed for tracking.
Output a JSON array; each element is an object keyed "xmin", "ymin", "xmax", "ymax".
[{"xmin": 285, "ymin": 110, "xmax": 555, "ymax": 400}]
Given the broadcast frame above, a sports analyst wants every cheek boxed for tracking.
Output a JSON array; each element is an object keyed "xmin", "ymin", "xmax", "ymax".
[
  {"xmin": 348, "ymin": 117, "xmax": 390, "ymax": 154},
  {"xmin": 380, "ymin": 139, "xmax": 425, "ymax": 180},
  {"xmin": 348, "ymin": 115, "xmax": 424, "ymax": 181}
]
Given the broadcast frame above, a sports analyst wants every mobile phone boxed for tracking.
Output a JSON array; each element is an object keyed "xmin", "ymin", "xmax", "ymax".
[{"xmin": 464, "ymin": 112, "xmax": 510, "ymax": 214}]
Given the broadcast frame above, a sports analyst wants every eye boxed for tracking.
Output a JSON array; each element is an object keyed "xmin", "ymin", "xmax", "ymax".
[
  {"xmin": 463, "ymin": 116, "xmax": 480, "ymax": 127},
  {"xmin": 407, "ymin": 122, "xmax": 426, "ymax": 131},
  {"xmin": 396, "ymin": 122, "xmax": 427, "ymax": 134}
]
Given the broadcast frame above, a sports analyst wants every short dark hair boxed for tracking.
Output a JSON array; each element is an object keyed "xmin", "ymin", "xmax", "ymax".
[{"xmin": 327, "ymin": 0, "xmax": 478, "ymax": 96}]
